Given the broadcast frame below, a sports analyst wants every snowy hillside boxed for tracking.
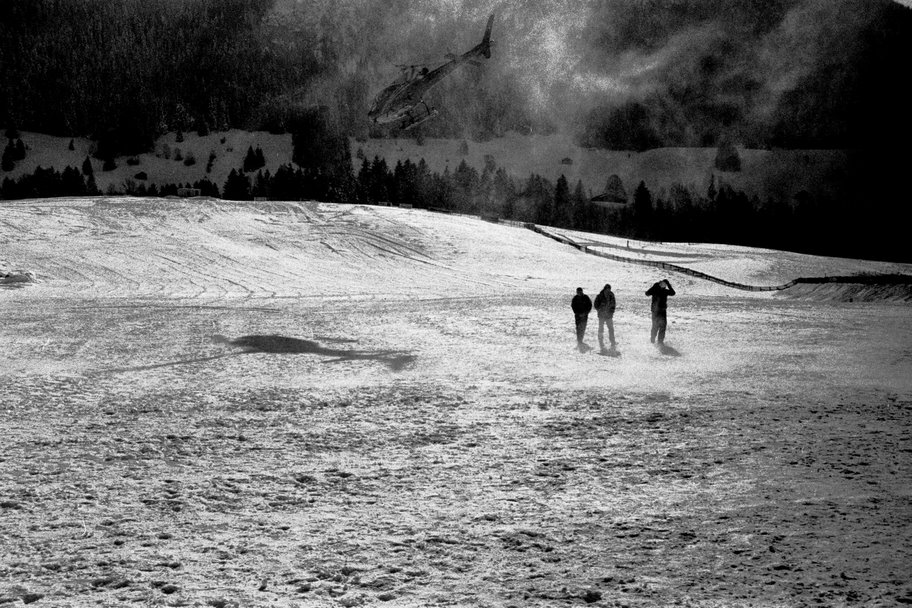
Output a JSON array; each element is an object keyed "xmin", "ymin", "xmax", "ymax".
[{"xmin": 4, "ymin": 197, "xmax": 906, "ymax": 298}]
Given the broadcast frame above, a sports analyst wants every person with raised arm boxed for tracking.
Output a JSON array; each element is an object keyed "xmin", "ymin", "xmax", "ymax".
[{"xmin": 645, "ymin": 279, "xmax": 676, "ymax": 345}]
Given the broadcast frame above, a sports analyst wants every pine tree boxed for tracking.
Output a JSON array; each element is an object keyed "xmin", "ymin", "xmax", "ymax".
[
  {"xmin": 254, "ymin": 147, "xmax": 266, "ymax": 170},
  {"xmin": 357, "ymin": 157, "xmax": 371, "ymax": 203},
  {"xmin": 61, "ymin": 166, "xmax": 86, "ymax": 195},
  {"xmin": 391, "ymin": 160, "xmax": 404, "ymax": 205},
  {"xmin": 554, "ymin": 175, "xmax": 572, "ymax": 228},
  {"xmin": 602, "ymin": 174, "xmax": 627, "ymax": 203},
  {"xmin": 1, "ymin": 141, "xmax": 15, "ymax": 171},
  {"xmin": 194, "ymin": 178, "xmax": 219, "ymax": 198},
  {"xmin": 86, "ymin": 175, "xmax": 100, "ymax": 195},
  {"xmin": 572, "ymin": 180, "xmax": 589, "ymax": 230},
  {"xmin": 14, "ymin": 139, "xmax": 25, "ymax": 161},
  {"xmin": 527, "ymin": 174, "xmax": 555, "ymax": 226},
  {"xmin": 243, "ymin": 146, "xmax": 257, "ymax": 172},
  {"xmin": 494, "ymin": 168, "xmax": 516, "ymax": 219},
  {"xmin": 252, "ymin": 170, "xmax": 271, "ymax": 199},
  {"xmin": 633, "ymin": 181, "xmax": 653, "ymax": 238},
  {"xmin": 68, "ymin": 139, "xmax": 75, "ymax": 151},
  {"xmin": 223, "ymin": 169, "xmax": 251, "ymax": 200},
  {"xmin": 414, "ymin": 158, "xmax": 432, "ymax": 208},
  {"xmin": 271, "ymin": 165, "xmax": 299, "ymax": 201},
  {"xmin": 452, "ymin": 160, "xmax": 479, "ymax": 213},
  {"xmin": 81, "ymin": 156, "xmax": 94, "ymax": 176},
  {"xmin": 1, "ymin": 177, "xmax": 14, "ymax": 199},
  {"xmin": 369, "ymin": 156, "xmax": 389, "ymax": 202}
]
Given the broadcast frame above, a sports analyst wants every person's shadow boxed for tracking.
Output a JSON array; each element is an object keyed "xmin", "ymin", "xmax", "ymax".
[
  {"xmin": 598, "ymin": 345, "xmax": 621, "ymax": 357},
  {"xmin": 657, "ymin": 343, "xmax": 681, "ymax": 357}
]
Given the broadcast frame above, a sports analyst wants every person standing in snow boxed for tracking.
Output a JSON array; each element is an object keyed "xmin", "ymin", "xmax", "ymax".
[
  {"xmin": 646, "ymin": 279, "xmax": 675, "ymax": 345},
  {"xmin": 594, "ymin": 283, "xmax": 617, "ymax": 351},
  {"xmin": 571, "ymin": 287, "xmax": 592, "ymax": 350}
]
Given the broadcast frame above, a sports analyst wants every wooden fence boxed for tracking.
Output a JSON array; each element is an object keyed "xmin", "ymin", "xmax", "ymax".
[{"xmin": 524, "ymin": 223, "xmax": 911, "ymax": 291}]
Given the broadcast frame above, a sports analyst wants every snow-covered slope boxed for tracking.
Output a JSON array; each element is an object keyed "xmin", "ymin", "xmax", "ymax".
[
  {"xmin": 3, "ymin": 197, "xmax": 907, "ymax": 299},
  {"xmin": 2, "ymin": 197, "xmax": 911, "ymax": 608}
]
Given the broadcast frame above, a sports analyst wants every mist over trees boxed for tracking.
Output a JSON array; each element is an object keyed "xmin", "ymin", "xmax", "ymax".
[
  {"xmin": 1, "ymin": 0, "xmax": 909, "ymax": 260},
  {"xmin": 575, "ymin": 0, "xmax": 912, "ymax": 152},
  {"xmin": 3, "ymin": 0, "xmax": 910, "ymax": 152}
]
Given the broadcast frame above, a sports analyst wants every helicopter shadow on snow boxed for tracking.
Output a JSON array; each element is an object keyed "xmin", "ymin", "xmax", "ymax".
[
  {"xmin": 101, "ymin": 334, "xmax": 417, "ymax": 374},
  {"xmin": 224, "ymin": 334, "xmax": 417, "ymax": 371}
]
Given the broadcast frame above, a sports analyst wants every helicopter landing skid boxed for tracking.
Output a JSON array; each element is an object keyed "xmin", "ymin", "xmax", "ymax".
[{"xmin": 401, "ymin": 102, "xmax": 439, "ymax": 130}]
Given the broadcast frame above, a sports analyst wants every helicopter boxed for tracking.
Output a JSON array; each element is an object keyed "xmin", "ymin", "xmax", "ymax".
[{"xmin": 368, "ymin": 13, "xmax": 495, "ymax": 131}]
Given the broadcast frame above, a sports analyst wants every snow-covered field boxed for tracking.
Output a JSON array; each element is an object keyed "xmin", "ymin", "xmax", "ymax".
[{"xmin": 1, "ymin": 197, "xmax": 911, "ymax": 607}]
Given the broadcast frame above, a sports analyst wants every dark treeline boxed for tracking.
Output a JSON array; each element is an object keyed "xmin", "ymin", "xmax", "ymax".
[
  {"xmin": 0, "ymin": 151, "xmax": 887, "ymax": 261},
  {"xmin": 1, "ymin": 166, "xmax": 99, "ymax": 199},
  {"xmin": 0, "ymin": 0, "xmax": 305, "ymax": 157}
]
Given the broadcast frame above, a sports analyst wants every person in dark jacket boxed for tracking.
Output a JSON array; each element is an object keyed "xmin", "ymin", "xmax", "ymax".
[
  {"xmin": 646, "ymin": 279, "xmax": 675, "ymax": 345},
  {"xmin": 594, "ymin": 283, "xmax": 617, "ymax": 351},
  {"xmin": 571, "ymin": 287, "xmax": 592, "ymax": 349}
]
